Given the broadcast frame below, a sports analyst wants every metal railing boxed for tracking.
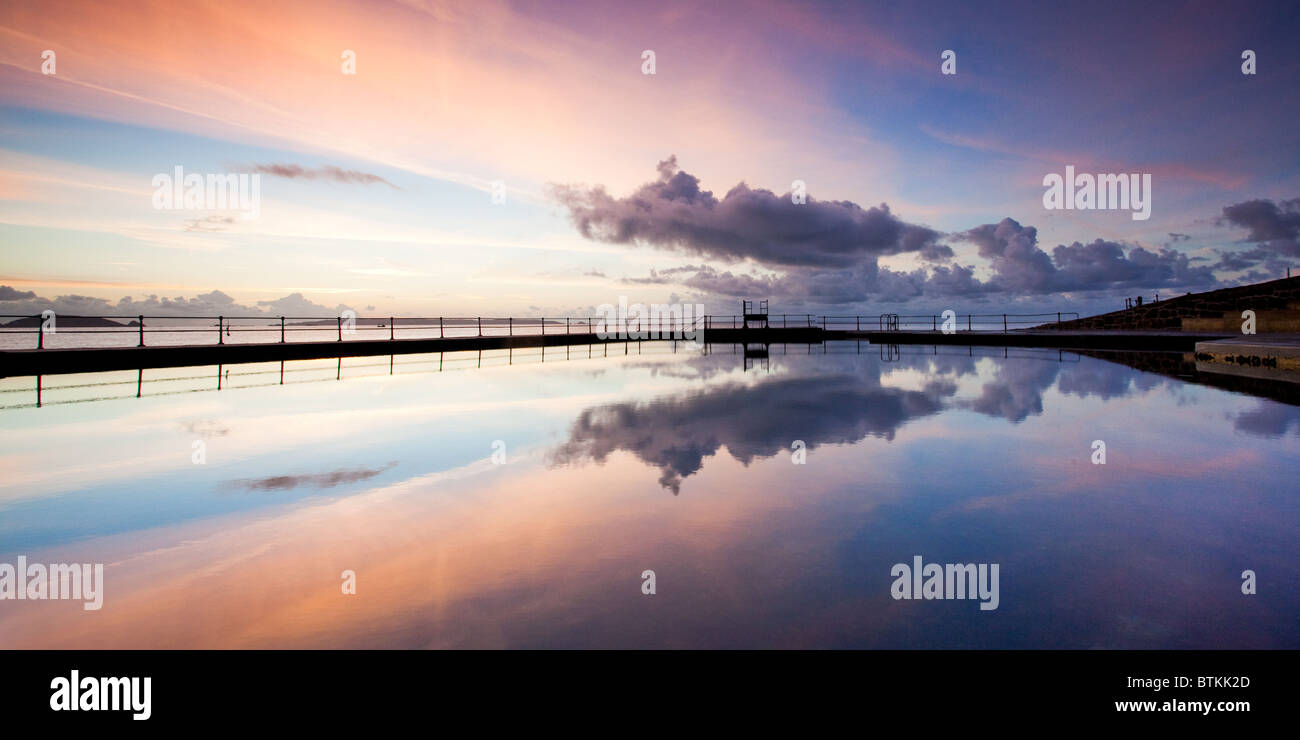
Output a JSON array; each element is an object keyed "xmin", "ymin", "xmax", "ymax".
[
  {"xmin": 1, "ymin": 310, "xmax": 1081, "ymax": 350},
  {"xmin": 0, "ymin": 314, "xmax": 709, "ymax": 350},
  {"xmin": 702, "ymin": 312, "xmax": 1079, "ymax": 332}
]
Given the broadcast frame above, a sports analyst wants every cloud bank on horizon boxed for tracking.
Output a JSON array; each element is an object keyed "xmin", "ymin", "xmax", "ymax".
[
  {"xmin": 0, "ymin": 288, "xmax": 355, "ymax": 319},
  {"xmin": 553, "ymin": 157, "xmax": 1289, "ymax": 307}
]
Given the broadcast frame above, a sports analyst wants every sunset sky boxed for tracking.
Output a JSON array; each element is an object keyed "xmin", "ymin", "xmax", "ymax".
[{"xmin": 1, "ymin": 0, "xmax": 1298, "ymax": 319}]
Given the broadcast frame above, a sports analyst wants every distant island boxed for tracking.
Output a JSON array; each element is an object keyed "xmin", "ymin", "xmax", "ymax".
[{"xmin": 2, "ymin": 316, "xmax": 139, "ymax": 327}]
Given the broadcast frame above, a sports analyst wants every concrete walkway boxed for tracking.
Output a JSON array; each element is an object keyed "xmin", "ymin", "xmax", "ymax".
[{"xmin": 1193, "ymin": 334, "xmax": 1300, "ymax": 383}]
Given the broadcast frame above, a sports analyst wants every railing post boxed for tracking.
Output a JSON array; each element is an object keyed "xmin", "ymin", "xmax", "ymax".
[
  {"xmin": 390, "ymin": 317, "xmax": 395, "ymax": 340},
  {"xmin": 1057, "ymin": 312, "xmax": 1061, "ymax": 327},
  {"xmin": 337, "ymin": 316, "xmax": 342, "ymax": 341},
  {"xmin": 280, "ymin": 316, "xmax": 285, "ymax": 343},
  {"xmin": 968, "ymin": 314, "xmax": 971, "ymax": 332},
  {"xmin": 933, "ymin": 315, "xmax": 936, "ymax": 331},
  {"xmin": 138, "ymin": 315, "xmax": 144, "ymax": 347},
  {"xmin": 566, "ymin": 317, "xmax": 570, "ymax": 334},
  {"xmin": 37, "ymin": 316, "xmax": 43, "ymax": 349},
  {"xmin": 219, "ymin": 316, "xmax": 224, "ymax": 345},
  {"xmin": 439, "ymin": 317, "xmax": 444, "ymax": 338},
  {"xmin": 478, "ymin": 317, "xmax": 482, "ymax": 336},
  {"xmin": 541, "ymin": 317, "xmax": 545, "ymax": 336},
  {"xmin": 856, "ymin": 316, "xmax": 860, "ymax": 331},
  {"xmin": 509, "ymin": 317, "xmax": 512, "ymax": 336},
  {"xmin": 1003, "ymin": 314, "xmax": 1007, "ymax": 333}
]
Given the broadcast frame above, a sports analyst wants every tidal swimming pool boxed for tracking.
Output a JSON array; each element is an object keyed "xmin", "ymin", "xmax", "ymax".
[{"xmin": 1, "ymin": 341, "xmax": 1296, "ymax": 648}]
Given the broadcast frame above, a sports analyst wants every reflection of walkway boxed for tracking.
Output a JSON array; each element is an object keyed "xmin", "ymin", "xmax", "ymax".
[{"xmin": 1079, "ymin": 348, "xmax": 1300, "ymax": 407}]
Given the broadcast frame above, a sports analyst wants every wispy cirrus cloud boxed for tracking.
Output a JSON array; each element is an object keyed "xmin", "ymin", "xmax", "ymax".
[
  {"xmin": 183, "ymin": 215, "xmax": 236, "ymax": 232},
  {"xmin": 244, "ymin": 163, "xmax": 398, "ymax": 188}
]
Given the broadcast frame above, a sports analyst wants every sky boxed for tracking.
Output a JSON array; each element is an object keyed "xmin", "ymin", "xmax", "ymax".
[{"xmin": 1, "ymin": 0, "xmax": 1298, "ymax": 320}]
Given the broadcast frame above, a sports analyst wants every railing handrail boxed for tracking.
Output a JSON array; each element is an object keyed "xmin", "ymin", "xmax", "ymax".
[{"xmin": 1, "ymin": 309, "xmax": 1084, "ymax": 349}]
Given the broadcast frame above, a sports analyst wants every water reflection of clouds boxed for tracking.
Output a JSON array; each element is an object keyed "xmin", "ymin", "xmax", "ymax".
[
  {"xmin": 1233, "ymin": 401, "xmax": 1300, "ymax": 437},
  {"xmin": 229, "ymin": 462, "xmax": 398, "ymax": 493},
  {"xmin": 551, "ymin": 373, "xmax": 949, "ymax": 493},
  {"xmin": 553, "ymin": 344, "xmax": 1295, "ymax": 493},
  {"xmin": 552, "ymin": 349, "xmax": 1171, "ymax": 492},
  {"xmin": 2, "ymin": 345, "xmax": 1297, "ymax": 649}
]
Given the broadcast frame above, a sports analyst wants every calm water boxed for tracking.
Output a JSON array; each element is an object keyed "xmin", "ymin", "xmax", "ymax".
[{"xmin": 0, "ymin": 341, "xmax": 1297, "ymax": 648}]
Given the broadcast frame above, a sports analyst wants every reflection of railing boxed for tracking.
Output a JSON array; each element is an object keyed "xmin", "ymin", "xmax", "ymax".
[
  {"xmin": 742, "ymin": 342, "xmax": 770, "ymax": 372},
  {"xmin": 2, "ymin": 340, "xmax": 1084, "ymax": 409},
  {"xmin": 2, "ymin": 339, "xmax": 718, "ymax": 409},
  {"xmin": 824, "ymin": 341, "xmax": 1083, "ymax": 363}
]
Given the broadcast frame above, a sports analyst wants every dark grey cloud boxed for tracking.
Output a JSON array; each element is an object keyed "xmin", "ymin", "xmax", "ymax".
[
  {"xmin": 1054, "ymin": 239, "xmax": 1214, "ymax": 290},
  {"xmin": 246, "ymin": 163, "xmax": 398, "ymax": 188},
  {"xmin": 1213, "ymin": 197, "xmax": 1300, "ymax": 273},
  {"xmin": 955, "ymin": 218, "xmax": 1217, "ymax": 294},
  {"xmin": 919, "ymin": 242, "xmax": 955, "ymax": 261},
  {"xmin": 647, "ymin": 218, "xmax": 1214, "ymax": 306},
  {"xmin": 551, "ymin": 156, "xmax": 944, "ymax": 269},
  {"xmin": 621, "ymin": 266, "xmax": 706, "ymax": 285},
  {"xmin": 1213, "ymin": 247, "xmax": 1266, "ymax": 272},
  {"xmin": 557, "ymin": 160, "xmax": 1224, "ymax": 308},
  {"xmin": 1219, "ymin": 198, "xmax": 1300, "ymax": 254},
  {"xmin": 0, "ymin": 286, "xmax": 37, "ymax": 301},
  {"xmin": 920, "ymin": 262, "xmax": 984, "ymax": 297}
]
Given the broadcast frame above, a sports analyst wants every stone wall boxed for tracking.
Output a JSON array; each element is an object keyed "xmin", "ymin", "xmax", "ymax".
[{"xmin": 1045, "ymin": 276, "xmax": 1300, "ymax": 332}]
